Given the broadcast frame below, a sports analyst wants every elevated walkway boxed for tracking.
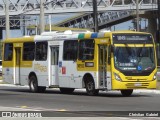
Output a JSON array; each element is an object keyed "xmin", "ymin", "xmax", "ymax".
[
  {"xmin": 54, "ymin": 10, "xmax": 158, "ymax": 29},
  {"xmin": 0, "ymin": 0, "xmax": 157, "ymax": 16}
]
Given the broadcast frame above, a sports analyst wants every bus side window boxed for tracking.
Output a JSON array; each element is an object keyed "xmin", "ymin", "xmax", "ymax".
[
  {"xmin": 63, "ymin": 40, "xmax": 78, "ymax": 61},
  {"xmin": 4, "ymin": 43, "xmax": 13, "ymax": 61},
  {"xmin": 78, "ymin": 39, "xmax": 94, "ymax": 60},
  {"xmin": 23, "ymin": 42, "xmax": 35, "ymax": 61},
  {"xmin": 35, "ymin": 42, "xmax": 48, "ymax": 61}
]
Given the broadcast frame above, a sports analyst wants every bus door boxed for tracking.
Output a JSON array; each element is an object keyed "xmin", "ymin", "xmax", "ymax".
[
  {"xmin": 14, "ymin": 48, "xmax": 21, "ymax": 85},
  {"xmin": 98, "ymin": 45, "xmax": 107, "ymax": 88},
  {"xmin": 50, "ymin": 46, "xmax": 59, "ymax": 86}
]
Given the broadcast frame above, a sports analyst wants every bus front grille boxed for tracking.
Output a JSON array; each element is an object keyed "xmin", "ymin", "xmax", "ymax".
[
  {"xmin": 125, "ymin": 77, "xmax": 149, "ymax": 82},
  {"xmin": 125, "ymin": 83, "xmax": 149, "ymax": 89}
]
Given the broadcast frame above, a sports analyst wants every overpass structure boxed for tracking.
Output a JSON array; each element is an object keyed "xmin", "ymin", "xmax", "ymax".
[
  {"xmin": 0, "ymin": 0, "xmax": 158, "ymax": 15},
  {"xmin": 0, "ymin": 0, "xmax": 158, "ymax": 36}
]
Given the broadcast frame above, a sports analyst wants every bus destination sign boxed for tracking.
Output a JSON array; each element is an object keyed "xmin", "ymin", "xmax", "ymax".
[{"xmin": 112, "ymin": 34, "xmax": 153, "ymax": 43}]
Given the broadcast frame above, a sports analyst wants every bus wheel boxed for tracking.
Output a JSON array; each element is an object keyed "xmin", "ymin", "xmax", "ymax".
[
  {"xmin": 121, "ymin": 89, "xmax": 133, "ymax": 97},
  {"xmin": 38, "ymin": 86, "xmax": 46, "ymax": 93},
  {"xmin": 29, "ymin": 76, "xmax": 38, "ymax": 93},
  {"xmin": 60, "ymin": 88, "xmax": 75, "ymax": 94},
  {"xmin": 85, "ymin": 79, "xmax": 99, "ymax": 96},
  {"xmin": 29, "ymin": 76, "xmax": 46, "ymax": 93}
]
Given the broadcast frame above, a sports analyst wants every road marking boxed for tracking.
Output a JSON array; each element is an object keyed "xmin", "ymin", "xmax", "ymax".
[
  {"xmin": 57, "ymin": 109, "xmax": 67, "ymax": 111},
  {"xmin": 16, "ymin": 106, "xmax": 68, "ymax": 111},
  {"xmin": 20, "ymin": 106, "xmax": 28, "ymax": 109},
  {"xmin": 148, "ymin": 118, "xmax": 160, "ymax": 120}
]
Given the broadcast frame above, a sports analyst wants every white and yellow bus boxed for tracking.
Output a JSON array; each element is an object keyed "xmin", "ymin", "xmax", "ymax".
[{"xmin": 2, "ymin": 30, "xmax": 157, "ymax": 96}]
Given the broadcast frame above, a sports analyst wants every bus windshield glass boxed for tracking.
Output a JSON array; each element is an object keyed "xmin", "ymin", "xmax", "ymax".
[{"xmin": 114, "ymin": 47, "xmax": 155, "ymax": 72}]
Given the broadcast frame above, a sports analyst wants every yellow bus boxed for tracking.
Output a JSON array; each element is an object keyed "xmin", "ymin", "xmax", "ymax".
[{"xmin": 2, "ymin": 30, "xmax": 157, "ymax": 96}]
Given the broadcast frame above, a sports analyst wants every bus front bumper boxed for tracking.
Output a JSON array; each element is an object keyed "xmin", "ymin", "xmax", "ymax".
[{"xmin": 112, "ymin": 79, "xmax": 157, "ymax": 90}]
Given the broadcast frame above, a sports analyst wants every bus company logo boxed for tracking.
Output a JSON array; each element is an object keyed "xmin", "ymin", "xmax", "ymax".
[
  {"xmin": 34, "ymin": 63, "xmax": 47, "ymax": 72},
  {"xmin": 77, "ymin": 64, "xmax": 84, "ymax": 68}
]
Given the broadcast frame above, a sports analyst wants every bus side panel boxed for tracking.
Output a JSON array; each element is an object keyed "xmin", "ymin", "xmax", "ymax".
[
  {"xmin": 58, "ymin": 43, "xmax": 83, "ymax": 88},
  {"xmin": 58, "ymin": 69, "xmax": 84, "ymax": 88},
  {"xmin": 19, "ymin": 69, "xmax": 32, "ymax": 86},
  {"xmin": 32, "ymin": 61, "xmax": 49, "ymax": 87},
  {"xmin": 3, "ymin": 67, "xmax": 14, "ymax": 84},
  {"xmin": 58, "ymin": 60, "xmax": 84, "ymax": 88}
]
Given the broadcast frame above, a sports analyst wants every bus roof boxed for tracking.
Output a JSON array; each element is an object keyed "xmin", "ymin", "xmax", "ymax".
[
  {"xmin": 3, "ymin": 30, "xmax": 152, "ymax": 43},
  {"xmin": 78, "ymin": 31, "xmax": 152, "ymax": 39}
]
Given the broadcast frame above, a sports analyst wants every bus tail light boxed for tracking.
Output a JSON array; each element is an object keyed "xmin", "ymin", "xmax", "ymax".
[{"xmin": 114, "ymin": 73, "xmax": 122, "ymax": 81}]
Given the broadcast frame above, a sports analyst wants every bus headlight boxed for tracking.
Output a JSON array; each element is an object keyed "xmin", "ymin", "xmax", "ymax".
[
  {"xmin": 114, "ymin": 73, "xmax": 122, "ymax": 81},
  {"xmin": 153, "ymin": 73, "xmax": 157, "ymax": 80}
]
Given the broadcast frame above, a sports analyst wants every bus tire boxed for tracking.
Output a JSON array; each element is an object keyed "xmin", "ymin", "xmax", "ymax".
[
  {"xmin": 29, "ymin": 75, "xmax": 46, "ymax": 93},
  {"xmin": 121, "ymin": 89, "xmax": 133, "ymax": 97},
  {"xmin": 60, "ymin": 88, "xmax": 75, "ymax": 94},
  {"xmin": 85, "ymin": 79, "xmax": 99, "ymax": 96},
  {"xmin": 38, "ymin": 86, "xmax": 46, "ymax": 93}
]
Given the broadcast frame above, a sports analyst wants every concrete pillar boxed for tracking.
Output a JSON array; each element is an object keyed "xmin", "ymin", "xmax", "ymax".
[
  {"xmin": 148, "ymin": 18, "xmax": 157, "ymax": 39},
  {"xmin": 5, "ymin": 0, "xmax": 10, "ymax": 38},
  {"xmin": 40, "ymin": 0, "xmax": 45, "ymax": 34}
]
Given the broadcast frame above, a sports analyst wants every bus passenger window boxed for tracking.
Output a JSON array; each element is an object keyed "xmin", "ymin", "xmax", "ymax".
[
  {"xmin": 23, "ymin": 42, "xmax": 35, "ymax": 61},
  {"xmin": 4, "ymin": 43, "xmax": 13, "ymax": 61},
  {"xmin": 78, "ymin": 39, "xmax": 94, "ymax": 60},
  {"xmin": 63, "ymin": 40, "xmax": 78, "ymax": 61},
  {"xmin": 35, "ymin": 42, "xmax": 48, "ymax": 61}
]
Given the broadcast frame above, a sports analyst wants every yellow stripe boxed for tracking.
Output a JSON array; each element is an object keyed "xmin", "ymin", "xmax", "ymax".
[
  {"xmin": 114, "ymin": 44, "xmax": 154, "ymax": 47},
  {"xmin": 84, "ymin": 33, "xmax": 91, "ymax": 38},
  {"xmin": 4, "ymin": 36, "xmax": 34, "ymax": 43}
]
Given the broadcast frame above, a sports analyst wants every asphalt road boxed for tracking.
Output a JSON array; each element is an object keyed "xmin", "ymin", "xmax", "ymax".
[{"xmin": 0, "ymin": 85, "xmax": 160, "ymax": 119}]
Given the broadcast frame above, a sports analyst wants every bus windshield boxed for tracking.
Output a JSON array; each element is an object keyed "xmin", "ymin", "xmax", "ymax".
[{"xmin": 114, "ymin": 47, "xmax": 155, "ymax": 72}]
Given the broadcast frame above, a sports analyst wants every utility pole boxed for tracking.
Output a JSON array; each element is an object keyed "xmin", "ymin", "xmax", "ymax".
[
  {"xmin": 136, "ymin": 0, "xmax": 139, "ymax": 31},
  {"xmin": 5, "ymin": 0, "xmax": 10, "ymax": 38},
  {"xmin": 40, "ymin": 0, "xmax": 45, "ymax": 34},
  {"xmin": 158, "ymin": 0, "xmax": 160, "ymax": 33},
  {"xmin": 157, "ymin": 0, "xmax": 160, "ymax": 67},
  {"xmin": 48, "ymin": 0, "xmax": 52, "ymax": 32},
  {"xmin": 93, "ymin": 0, "xmax": 98, "ymax": 32}
]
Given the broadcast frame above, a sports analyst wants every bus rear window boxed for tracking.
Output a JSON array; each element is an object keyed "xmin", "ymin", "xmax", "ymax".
[{"xmin": 4, "ymin": 43, "xmax": 13, "ymax": 61}]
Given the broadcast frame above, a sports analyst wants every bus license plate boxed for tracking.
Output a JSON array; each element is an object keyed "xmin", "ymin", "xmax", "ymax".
[{"xmin": 134, "ymin": 83, "xmax": 142, "ymax": 87}]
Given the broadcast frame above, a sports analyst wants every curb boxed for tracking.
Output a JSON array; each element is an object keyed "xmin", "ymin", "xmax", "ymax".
[{"xmin": 0, "ymin": 83, "xmax": 159, "ymax": 94}]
